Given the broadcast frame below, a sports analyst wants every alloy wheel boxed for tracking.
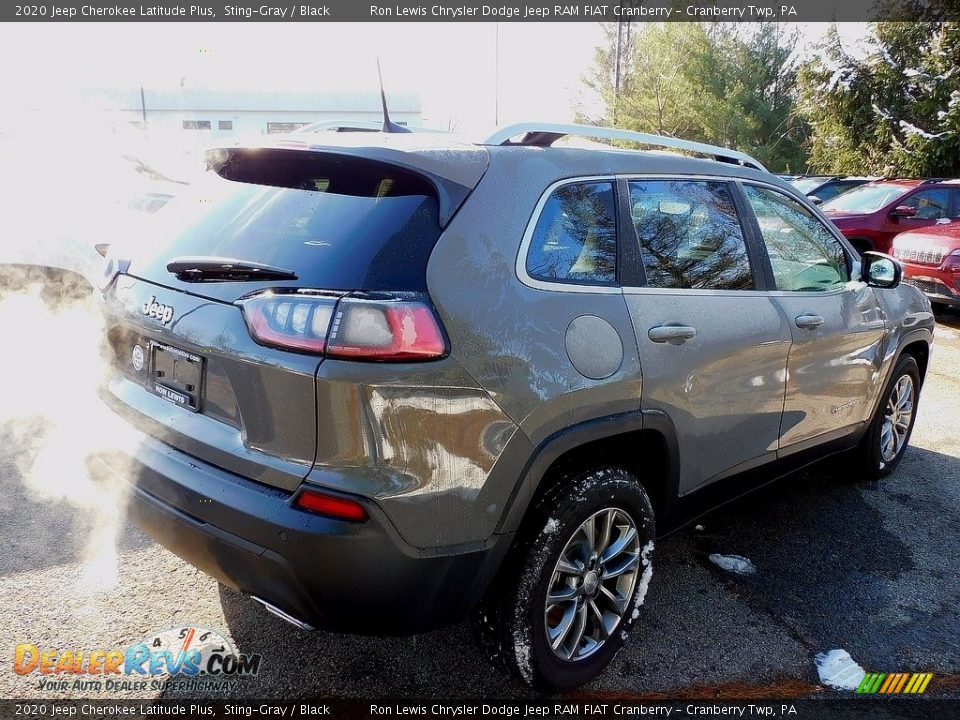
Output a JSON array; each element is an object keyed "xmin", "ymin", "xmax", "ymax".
[
  {"xmin": 881, "ymin": 374, "xmax": 914, "ymax": 463},
  {"xmin": 544, "ymin": 508, "xmax": 640, "ymax": 661}
]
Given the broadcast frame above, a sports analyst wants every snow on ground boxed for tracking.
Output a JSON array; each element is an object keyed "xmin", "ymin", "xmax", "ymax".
[
  {"xmin": 709, "ymin": 554, "xmax": 757, "ymax": 576},
  {"xmin": 815, "ymin": 649, "xmax": 866, "ymax": 691}
]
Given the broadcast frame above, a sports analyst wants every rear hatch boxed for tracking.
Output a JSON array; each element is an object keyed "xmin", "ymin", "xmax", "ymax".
[{"xmin": 103, "ymin": 143, "xmax": 486, "ymax": 491}]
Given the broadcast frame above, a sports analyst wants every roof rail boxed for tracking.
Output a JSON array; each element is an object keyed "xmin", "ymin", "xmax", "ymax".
[{"xmin": 482, "ymin": 122, "xmax": 768, "ymax": 172}]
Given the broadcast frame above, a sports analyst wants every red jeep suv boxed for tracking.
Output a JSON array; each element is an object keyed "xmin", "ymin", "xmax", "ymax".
[
  {"xmin": 822, "ymin": 179, "xmax": 960, "ymax": 255},
  {"xmin": 893, "ymin": 220, "xmax": 960, "ymax": 308}
]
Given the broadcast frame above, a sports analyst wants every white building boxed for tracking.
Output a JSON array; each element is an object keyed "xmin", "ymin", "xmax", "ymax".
[{"xmin": 84, "ymin": 88, "xmax": 423, "ymax": 140}]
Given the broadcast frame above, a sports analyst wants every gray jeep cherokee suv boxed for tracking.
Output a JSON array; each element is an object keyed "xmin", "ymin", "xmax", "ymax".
[{"xmin": 97, "ymin": 123, "xmax": 933, "ymax": 690}]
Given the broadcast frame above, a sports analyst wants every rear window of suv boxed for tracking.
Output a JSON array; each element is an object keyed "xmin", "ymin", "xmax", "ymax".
[{"xmin": 129, "ymin": 149, "xmax": 441, "ymax": 295}]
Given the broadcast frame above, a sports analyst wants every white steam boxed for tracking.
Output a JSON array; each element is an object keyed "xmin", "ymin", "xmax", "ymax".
[{"xmin": 0, "ymin": 283, "xmax": 138, "ymax": 593}]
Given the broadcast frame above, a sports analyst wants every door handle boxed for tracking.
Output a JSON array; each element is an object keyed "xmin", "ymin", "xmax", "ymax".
[
  {"xmin": 648, "ymin": 325, "xmax": 697, "ymax": 344},
  {"xmin": 795, "ymin": 314, "xmax": 825, "ymax": 329}
]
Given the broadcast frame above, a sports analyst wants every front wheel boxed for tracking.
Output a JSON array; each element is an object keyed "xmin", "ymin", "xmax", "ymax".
[
  {"xmin": 852, "ymin": 355, "xmax": 920, "ymax": 479},
  {"xmin": 476, "ymin": 467, "xmax": 656, "ymax": 690}
]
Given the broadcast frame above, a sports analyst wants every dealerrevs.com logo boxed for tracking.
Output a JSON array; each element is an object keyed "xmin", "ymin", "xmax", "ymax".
[{"xmin": 14, "ymin": 626, "xmax": 262, "ymax": 693}]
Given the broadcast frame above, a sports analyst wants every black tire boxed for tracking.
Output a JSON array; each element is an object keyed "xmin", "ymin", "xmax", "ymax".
[
  {"xmin": 475, "ymin": 467, "xmax": 656, "ymax": 690},
  {"xmin": 851, "ymin": 355, "xmax": 920, "ymax": 480}
]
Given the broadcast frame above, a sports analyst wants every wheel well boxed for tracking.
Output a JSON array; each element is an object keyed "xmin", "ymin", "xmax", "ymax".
[
  {"xmin": 900, "ymin": 340, "xmax": 930, "ymax": 387},
  {"xmin": 531, "ymin": 429, "xmax": 670, "ymax": 526}
]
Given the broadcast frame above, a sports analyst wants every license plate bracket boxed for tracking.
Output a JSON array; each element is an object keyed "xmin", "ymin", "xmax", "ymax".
[{"xmin": 149, "ymin": 342, "xmax": 204, "ymax": 412}]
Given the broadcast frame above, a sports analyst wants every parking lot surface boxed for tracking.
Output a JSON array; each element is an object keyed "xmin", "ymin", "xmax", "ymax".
[{"xmin": 1, "ymin": 293, "xmax": 958, "ymax": 699}]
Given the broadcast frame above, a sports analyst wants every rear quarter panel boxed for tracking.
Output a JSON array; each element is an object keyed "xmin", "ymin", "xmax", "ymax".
[{"xmin": 425, "ymin": 150, "xmax": 645, "ymax": 540}]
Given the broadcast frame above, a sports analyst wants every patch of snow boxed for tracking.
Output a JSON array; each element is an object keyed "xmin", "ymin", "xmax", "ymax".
[
  {"xmin": 826, "ymin": 68, "xmax": 851, "ymax": 92},
  {"xmin": 899, "ymin": 120, "xmax": 951, "ymax": 140},
  {"xmin": 630, "ymin": 541, "xmax": 655, "ymax": 620},
  {"xmin": 542, "ymin": 517, "xmax": 560, "ymax": 535},
  {"xmin": 709, "ymin": 553, "xmax": 757, "ymax": 576},
  {"xmin": 815, "ymin": 649, "xmax": 865, "ymax": 691},
  {"xmin": 513, "ymin": 637, "xmax": 533, "ymax": 683},
  {"xmin": 872, "ymin": 103, "xmax": 894, "ymax": 121}
]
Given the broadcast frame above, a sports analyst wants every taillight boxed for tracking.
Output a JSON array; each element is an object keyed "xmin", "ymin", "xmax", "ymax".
[
  {"xmin": 294, "ymin": 488, "xmax": 368, "ymax": 522},
  {"xmin": 238, "ymin": 291, "xmax": 447, "ymax": 361},
  {"xmin": 942, "ymin": 250, "xmax": 960, "ymax": 272},
  {"xmin": 326, "ymin": 297, "xmax": 446, "ymax": 361}
]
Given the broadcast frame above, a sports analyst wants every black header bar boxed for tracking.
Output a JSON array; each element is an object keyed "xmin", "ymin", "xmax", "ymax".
[{"xmin": 4, "ymin": 0, "xmax": 959, "ymax": 23}]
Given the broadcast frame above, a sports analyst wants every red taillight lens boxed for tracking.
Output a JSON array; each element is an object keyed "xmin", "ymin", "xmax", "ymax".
[
  {"xmin": 326, "ymin": 298, "xmax": 447, "ymax": 361},
  {"xmin": 294, "ymin": 489, "xmax": 368, "ymax": 522}
]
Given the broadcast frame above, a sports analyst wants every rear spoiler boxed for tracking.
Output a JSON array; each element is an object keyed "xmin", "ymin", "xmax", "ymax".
[{"xmin": 206, "ymin": 142, "xmax": 488, "ymax": 226}]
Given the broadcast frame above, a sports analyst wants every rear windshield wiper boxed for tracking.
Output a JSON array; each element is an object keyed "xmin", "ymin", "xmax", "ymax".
[{"xmin": 166, "ymin": 256, "xmax": 298, "ymax": 282}]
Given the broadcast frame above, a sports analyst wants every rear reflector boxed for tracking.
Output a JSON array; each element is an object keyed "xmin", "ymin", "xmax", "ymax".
[
  {"xmin": 294, "ymin": 489, "xmax": 368, "ymax": 522},
  {"xmin": 239, "ymin": 290, "xmax": 447, "ymax": 361}
]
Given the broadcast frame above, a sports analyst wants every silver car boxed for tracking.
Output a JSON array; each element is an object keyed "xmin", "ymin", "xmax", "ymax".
[{"xmin": 97, "ymin": 123, "xmax": 933, "ymax": 690}]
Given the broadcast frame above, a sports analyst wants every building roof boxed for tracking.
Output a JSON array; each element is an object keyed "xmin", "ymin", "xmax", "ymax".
[{"xmin": 84, "ymin": 88, "xmax": 421, "ymax": 114}]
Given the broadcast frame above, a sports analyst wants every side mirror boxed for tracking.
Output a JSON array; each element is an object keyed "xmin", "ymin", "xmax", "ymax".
[
  {"xmin": 863, "ymin": 251, "xmax": 902, "ymax": 289},
  {"xmin": 890, "ymin": 205, "xmax": 917, "ymax": 219},
  {"xmin": 809, "ymin": 195, "xmax": 824, "ymax": 205}
]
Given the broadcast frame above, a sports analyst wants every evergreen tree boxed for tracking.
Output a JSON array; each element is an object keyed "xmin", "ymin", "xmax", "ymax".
[
  {"xmin": 580, "ymin": 23, "xmax": 808, "ymax": 172},
  {"xmin": 799, "ymin": 22, "xmax": 960, "ymax": 176}
]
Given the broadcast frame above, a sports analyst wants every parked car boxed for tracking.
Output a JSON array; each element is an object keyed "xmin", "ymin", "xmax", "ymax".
[
  {"xmin": 892, "ymin": 220, "xmax": 960, "ymax": 308},
  {"xmin": 0, "ymin": 136, "xmax": 188, "ymax": 300},
  {"xmin": 94, "ymin": 123, "xmax": 933, "ymax": 690},
  {"xmin": 821, "ymin": 178, "xmax": 960, "ymax": 255},
  {"xmin": 790, "ymin": 175, "xmax": 875, "ymax": 204}
]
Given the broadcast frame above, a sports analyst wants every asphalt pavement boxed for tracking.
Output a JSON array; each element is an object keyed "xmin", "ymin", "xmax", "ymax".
[{"xmin": 1, "ymin": 294, "xmax": 958, "ymax": 700}]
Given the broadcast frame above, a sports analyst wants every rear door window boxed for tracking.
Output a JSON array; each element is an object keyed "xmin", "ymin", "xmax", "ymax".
[
  {"xmin": 526, "ymin": 181, "xmax": 618, "ymax": 286},
  {"xmin": 627, "ymin": 180, "xmax": 754, "ymax": 290}
]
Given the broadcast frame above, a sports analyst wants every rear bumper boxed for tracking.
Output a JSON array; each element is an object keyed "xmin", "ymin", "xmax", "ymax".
[{"xmin": 91, "ymin": 434, "xmax": 510, "ymax": 635}]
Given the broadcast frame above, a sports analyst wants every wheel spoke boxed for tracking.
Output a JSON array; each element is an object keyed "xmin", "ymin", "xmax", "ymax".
[
  {"xmin": 603, "ymin": 552, "xmax": 640, "ymax": 579},
  {"xmin": 556, "ymin": 557, "xmax": 581, "ymax": 576},
  {"xmin": 596, "ymin": 509, "xmax": 614, "ymax": 557},
  {"xmin": 599, "ymin": 584, "xmax": 627, "ymax": 615},
  {"xmin": 565, "ymin": 601, "xmax": 588, "ymax": 659},
  {"xmin": 547, "ymin": 583, "xmax": 579, "ymax": 604},
  {"xmin": 898, "ymin": 383, "xmax": 913, "ymax": 412},
  {"xmin": 548, "ymin": 602, "xmax": 578, "ymax": 651},
  {"xmin": 601, "ymin": 526, "xmax": 637, "ymax": 565},
  {"xmin": 581, "ymin": 514, "xmax": 596, "ymax": 554},
  {"xmin": 588, "ymin": 599, "xmax": 609, "ymax": 639}
]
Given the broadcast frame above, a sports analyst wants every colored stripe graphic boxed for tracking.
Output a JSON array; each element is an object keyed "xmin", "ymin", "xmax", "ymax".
[
  {"xmin": 855, "ymin": 672, "xmax": 933, "ymax": 694},
  {"xmin": 856, "ymin": 673, "xmax": 885, "ymax": 693},
  {"xmin": 892, "ymin": 673, "xmax": 909, "ymax": 693}
]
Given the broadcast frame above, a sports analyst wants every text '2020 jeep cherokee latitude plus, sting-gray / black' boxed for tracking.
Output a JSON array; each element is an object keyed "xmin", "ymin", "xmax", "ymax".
[{"xmin": 96, "ymin": 123, "xmax": 933, "ymax": 690}]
